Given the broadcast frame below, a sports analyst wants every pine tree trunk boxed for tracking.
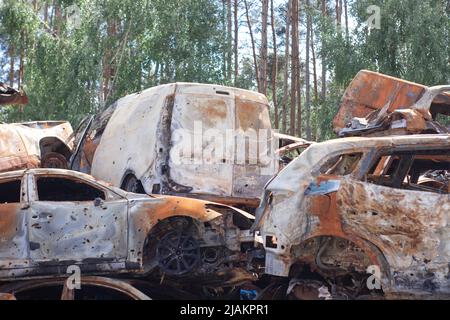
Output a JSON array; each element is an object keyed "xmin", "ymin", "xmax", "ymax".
[
  {"xmin": 270, "ymin": 0, "xmax": 279, "ymax": 129},
  {"xmin": 311, "ymin": 27, "xmax": 318, "ymax": 102},
  {"xmin": 281, "ymin": 0, "xmax": 291, "ymax": 134},
  {"xmin": 227, "ymin": 0, "xmax": 233, "ymax": 81},
  {"xmin": 18, "ymin": 44, "xmax": 24, "ymax": 89},
  {"xmin": 305, "ymin": 0, "xmax": 311, "ymax": 140},
  {"xmin": 311, "ymin": 26, "xmax": 318, "ymax": 141},
  {"xmin": 244, "ymin": 0, "xmax": 260, "ymax": 93},
  {"xmin": 290, "ymin": 0, "xmax": 299, "ymax": 136},
  {"xmin": 259, "ymin": 0, "xmax": 269, "ymax": 95},
  {"xmin": 335, "ymin": 0, "xmax": 341, "ymax": 26},
  {"xmin": 344, "ymin": 0, "xmax": 349, "ymax": 39},
  {"xmin": 43, "ymin": 1, "xmax": 48, "ymax": 24},
  {"xmin": 9, "ymin": 45, "xmax": 15, "ymax": 87},
  {"xmin": 103, "ymin": 20, "xmax": 117, "ymax": 102},
  {"xmin": 234, "ymin": 0, "xmax": 239, "ymax": 85},
  {"xmin": 54, "ymin": 3, "xmax": 62, "ymax": 36},
  {"xmin": 321, "ymin": 0, "xmax": 327, "ymax": 101}
]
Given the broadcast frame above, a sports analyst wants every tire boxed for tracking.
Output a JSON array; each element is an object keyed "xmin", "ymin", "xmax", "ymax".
[
  {"xmin": 122, "ymin": 174, "xmax": 145, "ymax": 194},
  {"xmin": 41, "ymin": 152, "xmax": 68, "ymax": 169}
]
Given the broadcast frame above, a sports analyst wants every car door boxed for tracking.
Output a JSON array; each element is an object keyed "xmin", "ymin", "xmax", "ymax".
[
  {"xmin": 27, "ymin": 173, "xmax": 128, "ymax": 267},
  {"xmin": 0, "ymin": 173, "xmax": 30, "ymax": 272},
  {"xmin": 169, "ymin": 85, "xmax": 236, "ymax": 196},
  {"xmin": 336, "ymin": 148, "xmax": 450, "ymax": 270}
]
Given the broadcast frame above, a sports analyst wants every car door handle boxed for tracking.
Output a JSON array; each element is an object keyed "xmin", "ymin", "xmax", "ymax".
[{"xmin": 31, "ymin": 212, "xmax": 54, "ymax": 221}]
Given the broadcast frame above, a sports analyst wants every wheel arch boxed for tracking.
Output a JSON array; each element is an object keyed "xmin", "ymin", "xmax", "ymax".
[{"xmin": 288, "ymin": 233, "xmax": 392, "ymax": 287}]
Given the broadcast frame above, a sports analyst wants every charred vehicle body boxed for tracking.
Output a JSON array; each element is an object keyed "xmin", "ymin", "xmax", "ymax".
[
  {"xmin": 0, "ymin": 121, "xmax": 73, "ymax": 172},
  {"xmin": 0, "ymin": 168, "xmax": 258, "ymax": 288},
  {"xmin": 334, "ymin": 70, "xmax": 450, "ymax": 137},
  {"xmin": 70, "ymin": 83, "xmax": 306, "ymax": 209},
  {"xmin": 1, "ymin": 84, "xmax": 73, "ymax": 173},
  {"xmin": 254, "ymin": 134, "xmax": 450, "ymax": 299}
]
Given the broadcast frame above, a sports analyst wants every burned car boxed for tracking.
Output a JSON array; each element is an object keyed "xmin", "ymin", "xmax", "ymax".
[
  {"xmin": 0, "ymin": 276, "xmax": 151, "ymax": 300},
  {"xmin": 0, "ymin": 121, "xmax": 73, "ymax": 172},
  {"xmin": 71, "ymin": 83, "xmax": 305, "ymax": 210},
  {"xmin": 253, "ymin": 134, "xmax": 449, "ymax": 299},
  {"xmin": 334, "ymin": 70, "xmax": 450, "ymax": 137},
  {"xmin": 1, "ymin": 83, "xmax": 73, "ymax": 172},
  {"xmin": 0, "ymin": 168, "xmax": 257, "ymax": 288}
]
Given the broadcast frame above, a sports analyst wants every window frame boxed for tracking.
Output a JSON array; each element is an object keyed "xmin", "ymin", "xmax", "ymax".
[
  {"xmin": 359, "ymin": 145, "xmax": 450, "ymax": 193},
  {"xmin": 310, "ymin": 149, "xmax": 368, "ymax": 179},
  {"xmin": 0, "ymin": 174, "xmax": 27, "ymax": 205},
  {"xmin": 28, "ymin": 173, "xmax": 119, "ymax": 203}
]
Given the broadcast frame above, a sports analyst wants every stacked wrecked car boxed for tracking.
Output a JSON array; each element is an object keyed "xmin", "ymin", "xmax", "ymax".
[
  {"xmin": 0, "ymin": 72, "xmax": 449, "ymax": 299},
  {"xmin": 255, "ymin": 70, "xmax": 450, "ymax": 299}
]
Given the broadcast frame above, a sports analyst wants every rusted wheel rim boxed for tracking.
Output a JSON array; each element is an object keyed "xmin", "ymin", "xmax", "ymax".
[{"xmin": 156, "ymin": 230, "xmax": 200, "ymax": 276}]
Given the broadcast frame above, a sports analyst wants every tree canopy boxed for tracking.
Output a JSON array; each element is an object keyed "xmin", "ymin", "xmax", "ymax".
[{"xmin": 1, "ymin": 0, "xmax": 449, "ymax": 140}]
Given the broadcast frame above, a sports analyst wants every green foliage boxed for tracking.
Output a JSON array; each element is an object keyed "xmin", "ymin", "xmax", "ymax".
[
  {"xmin": 0, "ymin": 0, "xmax": 228, "ymax": 125},
  {"xmin": 1, "ymin": 0, "xmax": 449, "ymax": 141}
]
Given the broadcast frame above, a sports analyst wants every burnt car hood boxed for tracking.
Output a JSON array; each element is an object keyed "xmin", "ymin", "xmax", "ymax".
[{"xmin": 333, "ymin": 70, "xmax": 450, "ymax": 137}]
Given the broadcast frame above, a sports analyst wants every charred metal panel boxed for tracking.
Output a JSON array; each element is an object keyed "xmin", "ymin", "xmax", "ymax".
[
  {"xmin": 0, "ymin": 173, "xmax": 30, "ymax": 271},
  {"xmin": 0, "ymin": 203, "xmax": 29, "ymax": 269},
  {"xmin": 25, "ymin": 172, "xmax": 128, "ymax": 265},
  {"xmin": 337, "ymin": 178, "xmax": 450, "ymax": 294},
  {"xmin": 27, "ymin": 200, "xmax": 127, "ymax": 264},
  {"xmin": 232, "ymin": 92, "xmax": 278, "ymax": 199},
  {"xmin": 169, "ymin": 84, "xmax": 236, "ymax": 196},
  {"xmin": 333, "ymin": 70, "xmax": 427, "ymax": 132},
  {"xmin": 91, "ymin": 84, "xmax": 176, "ymax": 189},
  {"xmin": 0, "ymin": 122, "xmax": 73, "ymax": 173}
]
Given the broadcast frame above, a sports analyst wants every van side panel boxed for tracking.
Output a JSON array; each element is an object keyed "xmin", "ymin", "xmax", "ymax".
[
  {"xmin": 91, "ymin": 84, "xmax": 176, "ymax": 188},
  {"xmin": 169, "ymin": 84, "xmax": 235, "ymax": 196}
]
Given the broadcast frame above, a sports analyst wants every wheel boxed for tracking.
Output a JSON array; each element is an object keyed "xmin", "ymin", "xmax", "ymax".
[
  {"xmin": 156, "ymin": 230, "xmax": 201, "ymax": 276},
  {"xmin": 41, "ymin": 152, "xmax": 68, "ymax": 169},
  {"xmin": 122, "ymin": 175, "xmax": 143, "ymax": 193}
]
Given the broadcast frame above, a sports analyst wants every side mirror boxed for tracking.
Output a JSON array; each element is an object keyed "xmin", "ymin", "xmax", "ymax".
[{"xmin": 93, "ymin": 198, "xmax": 104, "ymax": 207}]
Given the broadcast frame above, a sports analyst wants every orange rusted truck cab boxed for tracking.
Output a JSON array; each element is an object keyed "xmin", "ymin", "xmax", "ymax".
[
  {"xmin": 71, "ymin": 83, "xmax": 281, "ymax": 208},
  {"xmin": 254, "ymin": 134, "xmax": 450, "ymax": 299},
  {"xmin": 334, "ymin": 70, "xmax": 450, "ymax": 137}
]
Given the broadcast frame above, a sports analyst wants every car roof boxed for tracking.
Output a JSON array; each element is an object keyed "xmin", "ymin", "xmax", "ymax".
[
  {"xmin": 310, "ymin": 134, "xmax": 450, "ymax": 152},
  {"xmin": 0, "ymin": 168, "xmax": 112, "ymax": 187},
  {"xmin": 285, "ymin": 134, "xmax": 450, "ymax": 172}
]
